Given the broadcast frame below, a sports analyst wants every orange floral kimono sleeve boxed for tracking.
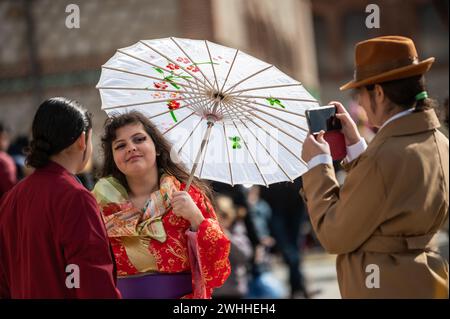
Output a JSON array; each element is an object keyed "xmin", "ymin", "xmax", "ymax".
[{"xmin": 182, "ymin": 184, "xmax": 231, "ymax": 298}]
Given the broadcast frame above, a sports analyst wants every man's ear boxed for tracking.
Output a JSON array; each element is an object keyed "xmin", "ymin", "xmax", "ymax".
[
  {"xmin": 76, "ymin": 132, "xmax": 87, "ymax": 151},
  {"xmin": 374, "ymin": 84, "xmax": 385, "ymax": 104}
]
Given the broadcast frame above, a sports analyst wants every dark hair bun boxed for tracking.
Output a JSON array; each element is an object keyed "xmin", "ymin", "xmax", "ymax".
[
  {"xmin": 25, "ymin": 97, "xmax": 92, "ymax": 168},
  {"xmin": 26, "ymin": 140, "xmax": 51, "ymax": 168}
]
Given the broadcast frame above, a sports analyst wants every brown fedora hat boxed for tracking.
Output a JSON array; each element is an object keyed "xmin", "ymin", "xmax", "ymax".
[{"xmin": 340, "ymin": 36, "xmax": 435, "ymax": 91}]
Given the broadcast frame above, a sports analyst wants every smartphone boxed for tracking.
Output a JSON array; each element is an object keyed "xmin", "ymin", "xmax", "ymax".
[
  {"xmin": 305, "ymin": 105, "xmax": 342, "ymax": 133},
  {"xmin": 305, "ymin": 105, "xmax": 347, "ymax": 161}
]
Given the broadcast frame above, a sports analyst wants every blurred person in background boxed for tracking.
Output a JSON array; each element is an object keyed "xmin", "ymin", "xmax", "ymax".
[
  {"xmin": 246, "ymin": 185, "xmax": 286, "ymax": 299},
  {"xmin": 7, "ymin": 135, "xmax": 33, "ymax": 181},
  {"xmin": 213, "ymin": 182, "xmax": 261, "ymax": 251},
  {"xmin": 437, "ymin": 97, "xmax": 448, "ymax": 137},
  {"xmin": 437, "ymin": 97, "xmax": 449, "ymax": 261},
  {"xmin": 247, "ymin": 185, "xmax": 275, "ymax": 250},
  {"xmin": 213, "ymin": 182, "xmax": 285, "ymax": 298},
  {"xmin": 260, "ymin": 178, "xmax": 311, "ymax": 298},
  {"xmin": 246, "ymin": 185, "xmax": 275, "ymax": 278},
  {"xmin": 301, "ymin": 36, "xmax": 449, "ymax": 298},
  {"xmin": 213, "ymin": 195, "xmax": 253, "ymax": 299},
  {"xmin": 0, "ymin": 122, "xmax": 17, "ymax": 198},
  {"xmin": 0, "ymin": 97, "xmax": 120, "ymax": 298}
]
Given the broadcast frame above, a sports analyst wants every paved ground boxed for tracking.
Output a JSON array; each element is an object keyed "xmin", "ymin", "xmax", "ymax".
[
  {"xmin": 271, "ymin": 250, "xmax": 341, "ymax": 299},
  {"xmin": 302, "ymin": 252, "xmax": 341, "ymax": 299}
]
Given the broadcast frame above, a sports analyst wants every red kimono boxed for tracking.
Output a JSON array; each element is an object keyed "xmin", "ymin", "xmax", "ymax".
[
  {"xmin": 93, "ymin": 175, "xmax": 231, "ymax": 298},
  {"xmin": 0, "ymin": 161, "xmax": 121, "ymax": 299}
]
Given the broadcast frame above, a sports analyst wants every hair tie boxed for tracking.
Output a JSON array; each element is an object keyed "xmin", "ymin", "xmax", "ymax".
[{"xmin": 415, "ymin": 91, "xmax": 428, "ymax": 101}]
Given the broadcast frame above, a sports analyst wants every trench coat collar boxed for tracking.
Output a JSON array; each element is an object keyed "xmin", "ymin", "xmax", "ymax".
[{"xmin": 368, "ymin": 108, "xmax": 441, "ymax": 151}]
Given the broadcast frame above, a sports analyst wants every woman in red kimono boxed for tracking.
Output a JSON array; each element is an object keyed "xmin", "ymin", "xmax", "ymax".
[
  {"xmin": 92, "ymin": 111, "xmax": 231, "ymax": 299},
  {"xmin": 0, "ymin": 97, "xmax": 121, "ymax": 299}
]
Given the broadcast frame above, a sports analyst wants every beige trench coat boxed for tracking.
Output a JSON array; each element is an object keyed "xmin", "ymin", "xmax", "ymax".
[{"xmin": 301, "ymin": 109, "xmax": 449, "ymax": 298}]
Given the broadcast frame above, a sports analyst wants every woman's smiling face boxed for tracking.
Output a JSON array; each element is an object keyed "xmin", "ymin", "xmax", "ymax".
[{"xmin": 112, "ymin": 122, "xmax": 158, "ymax": 177}]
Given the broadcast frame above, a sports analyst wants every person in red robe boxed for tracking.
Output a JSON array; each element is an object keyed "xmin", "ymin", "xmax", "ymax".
[
  {"xmin": 0, "ymin": 122, "xmax": 17, "ymax": 198},
  {"xmin": 0, "ymin": 98, "xmax": 121, "ymax": 299},
  {"xmin": 92, "ymin": 111, "xmax": 231, "ymax": 299}
]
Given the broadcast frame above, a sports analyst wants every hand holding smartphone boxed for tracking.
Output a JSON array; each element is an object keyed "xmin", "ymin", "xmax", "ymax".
[{"xmin": 305, "ymin": 105, "xmax": 347, "ymax": 161}]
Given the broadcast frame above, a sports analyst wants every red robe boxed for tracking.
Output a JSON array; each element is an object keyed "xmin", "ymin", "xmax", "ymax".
[{"xmin": 0, "ymin": 161, "xmax": 121, "ymax": 298}]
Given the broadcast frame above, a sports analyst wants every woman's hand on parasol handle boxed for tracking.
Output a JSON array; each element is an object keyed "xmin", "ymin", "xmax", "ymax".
[{"xmin": 171, "ymin": 191, "xmax": 205, "ymax": 231}]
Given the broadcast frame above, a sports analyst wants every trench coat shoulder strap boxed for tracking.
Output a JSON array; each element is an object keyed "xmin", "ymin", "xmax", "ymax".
[{"xmin": 358, "ymin": 233, "xmax": 438, "ymax": 253}]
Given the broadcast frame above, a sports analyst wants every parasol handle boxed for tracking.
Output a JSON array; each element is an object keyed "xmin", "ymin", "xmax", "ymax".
[{"xmin": 185, "ymin": 120, "xmax": 214, "ymax": 192}]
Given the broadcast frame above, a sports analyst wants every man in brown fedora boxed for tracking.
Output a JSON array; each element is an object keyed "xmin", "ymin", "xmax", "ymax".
[{"xmin": 300, "ymin": 36, "xmax": 449, "ymax": 298}]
